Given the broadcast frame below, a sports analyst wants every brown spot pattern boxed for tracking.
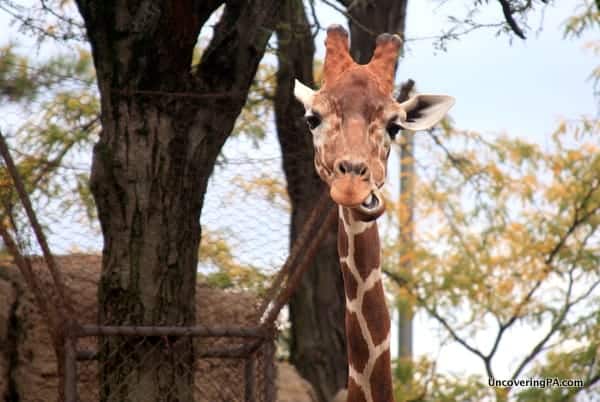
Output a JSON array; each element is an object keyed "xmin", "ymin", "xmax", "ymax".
[
  {"xmin": 340, "ymin": 262, "xmax": 358, "ymax": 300},
  {"xmin": 369, "ymin": 352, "xmax": 394, "ymax": 402},
  {"xmin": 353, "ymin": 224, "xmax": 380, "ymax": 280},
  {"xmin": 347, "ymin": 377, "xmax": 367, "ymax": 402},
  {"xmin": 346, "ymin": 312, "xmax": 369, "ymax": 373},
  {"xmin": 361, "ymin": 281, "xmax": 390, "ymax": 346}
]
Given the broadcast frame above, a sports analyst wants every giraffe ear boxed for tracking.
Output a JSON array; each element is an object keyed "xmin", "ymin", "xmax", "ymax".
[
  {"xmin": 294, "ymin": 79, "xmax": 315, "ymax": 108},
  {"xmin": 395, "ymin": 94, "xmax": 455, "ymax": 131}
]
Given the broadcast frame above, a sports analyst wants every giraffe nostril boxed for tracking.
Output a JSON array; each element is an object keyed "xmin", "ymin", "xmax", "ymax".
[
  {"xmin": 335, "ymin": 160, "xmax": 351, "ymax": 175},
  {"xmin": 335, "ymin": 160, "xmax": 369, "ymax": 178}
]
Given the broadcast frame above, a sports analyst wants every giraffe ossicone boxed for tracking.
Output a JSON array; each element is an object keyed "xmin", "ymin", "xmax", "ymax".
[{"xmin": 294, "ymin": 25, "xmax": 454, "ymax": 402}]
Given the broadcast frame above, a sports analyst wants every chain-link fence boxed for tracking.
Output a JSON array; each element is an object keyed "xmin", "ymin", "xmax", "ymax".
[{"xmin": 0, "ymin": 124, "xmax": 335, "ymax": 402}]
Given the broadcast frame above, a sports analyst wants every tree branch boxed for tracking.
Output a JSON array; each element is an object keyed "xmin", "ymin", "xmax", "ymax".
[
  {"xmin": 498, "ymin": 0, "xmax": 526, "ymax": 39},
  {"xmin": 511, "ymin": 280, "xmax": 574, "ymax": 380},
  {"xmin": 308, "ymin": 0, "xmax": 323, "ymax": 39},
  {"xmin": 197, "ymin": 1, "xmax": 278, "ymax": 94},
  {"xmin": 319, "ymin": 0, "xmax": 377, "ymax": 37},
  {"xmin": 422, "ymin": 302, "xmax": 490, "ymax": 371}
]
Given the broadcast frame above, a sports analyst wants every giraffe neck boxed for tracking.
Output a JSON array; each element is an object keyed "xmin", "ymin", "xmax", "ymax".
[{"xmin": 338, "ymin": 207, "xmax": 394, "ymax": 402}]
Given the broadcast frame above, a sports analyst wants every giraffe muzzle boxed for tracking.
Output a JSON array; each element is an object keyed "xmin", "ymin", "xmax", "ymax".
[
  {"xmin": 330, "ymin": 173, "xmax": 385, "ymax": 219},
  {"xmin": 356, "ymin": 188, "xmax": 385, "ymax": 220},
  {"xmin": 330, "ymin": 174, "xmax": 372, "ymax": 207}
]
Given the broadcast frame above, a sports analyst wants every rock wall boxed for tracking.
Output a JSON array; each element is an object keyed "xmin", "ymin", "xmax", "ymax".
[{"xmin": 0, "ymin": 255, "xmax": 317, "ymax": 402}]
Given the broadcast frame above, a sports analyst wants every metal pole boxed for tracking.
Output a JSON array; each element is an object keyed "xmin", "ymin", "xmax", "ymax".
[
  {"xmin": 75, "ymin": 324, "xmax": 268, "ymax": 338},
  {"xmin": 263, "ymin": 339, "xmax": 277, "ymax": 402},
  {"xmin": 397, "ymin": 80, "xmax": 416, "ymax": 362},
  {"xmin": 398, "ymin": 130, "xmax": 414, "ymax": 360},
  {"xmin": 64, "ymin": 335, "xmax": 78, "ymax": 402},
  {"xmin": 244, "ymin": 353, "xmax": 256, "ymax": 402}
]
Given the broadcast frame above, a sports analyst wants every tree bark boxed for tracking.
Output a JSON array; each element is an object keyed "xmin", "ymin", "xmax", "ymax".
[
  {"xmin": 274, "ymin": 3, "xmax": 347, "ymax": 402},
  {"xmin": 73, "ymin": 1, "xmax": 277, "ymax": 401},
  {"xmin": 341, "ymin": 0, "xmax": 408, "ymax": 64}
]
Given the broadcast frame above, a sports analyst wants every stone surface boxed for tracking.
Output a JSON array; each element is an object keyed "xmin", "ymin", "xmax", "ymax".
[
  {"xmin": 0, "ymin": 254, "xmax": 317, "ymax": 402},
  {"xmin": 276, "ymin": 361, "xmax": 319, "ymax": 402}
]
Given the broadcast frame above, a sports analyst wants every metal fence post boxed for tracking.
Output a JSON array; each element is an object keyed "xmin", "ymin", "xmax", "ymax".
[
  {"xmin": 64, "ymin": 334, "xmax": 78, "ymax": 402},
  {"xmin": 263, "ymin": 334, "xmax": 277, "ymax": 402},
  {"xmin": 245, "ymin": 352, "xmax": 257, "ymax": 402}
]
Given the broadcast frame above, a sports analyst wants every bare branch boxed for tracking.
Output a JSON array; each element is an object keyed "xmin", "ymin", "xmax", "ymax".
[
  {"xmin": 427, "ymin": 131, "xmax": 471, "ymax": 170},
  {"xmin": 422, "ymin": 302, "xmax": 490, "ymax": 370},
  {"xmin": 308, "ymin": 0, "xmax": 323, "ymax": 39},
  {"xmin": 319, "ymin": 0, "xmax": 377, "ymax": 37},
  {"xmin": 498, "ymin": 0, "xmax": 526, "ymax": 39}
]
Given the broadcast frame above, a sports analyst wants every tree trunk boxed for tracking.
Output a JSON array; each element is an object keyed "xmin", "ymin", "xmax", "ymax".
[
  {"xmin": 74, "ymin": 2, "xmax": 277, "ymax": 401},
  {"xmin": 344, "ymin": 0, "xmax": 408, "ymax": 64},
  {"xmin": 274, "ymin": 3, "xmax": 347, "ymax": 401}
]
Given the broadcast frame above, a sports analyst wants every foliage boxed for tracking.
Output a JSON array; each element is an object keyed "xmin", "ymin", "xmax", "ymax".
[
  {"xmin": 198, "ymin": 229, "xmax": 269, "ymax": 292},
  {"xmin": 230, "ymin": 62, "xmax": 277, "ymax": 146},
  {"xmin": 231, "ymin": 173, "xmax": 290, "ymax": 213},
  {"xmin": 563, "ymin": 0, "xmax": 600, "ymax": 99},
  {"xmin": 0, "ymin": 0, "xmax": 85, "ymax": 43},
  {"xmin": 0, "ymin": 43, "xmax": 99, "ymax": 239},
  {"xmin": 383, "ymin": 116, "xmax": 600, "ymax": 401}
]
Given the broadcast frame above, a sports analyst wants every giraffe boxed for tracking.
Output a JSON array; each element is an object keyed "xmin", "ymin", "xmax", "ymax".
[{"xmin": 294, "ymin": 25, "xmax": 454, "ymax": 402}]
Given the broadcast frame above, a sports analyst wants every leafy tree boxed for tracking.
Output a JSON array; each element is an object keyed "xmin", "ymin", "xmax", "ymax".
[
  {"xmin": 384, "ymin": 117, "xmax": 600, "ymax": 401},
  {"xmin": 3, "ymin": 0, "xmax": 279, "ymax": 401},
  {"xmin": 564, "ymin": 0, "xmax": 600, "ymax": 99},
  {"xmin": 0, "ymin": 43, "xmax": 98, "ymax": 232},
  {"xmin": 198, "ymin": 228, "xmax": 268, "ymax": 292},
  {"xmin": 274, "ymin": 1, "xmax": 556, "ymax": 399},
  {"xmin": 381, "ymin": 3, "xmax": 600, "ymax": 399}
]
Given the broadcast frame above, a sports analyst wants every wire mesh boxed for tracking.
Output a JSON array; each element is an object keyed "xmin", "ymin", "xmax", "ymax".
[{"xmin": 0, "ymin": 120, "xmax": 330, "ymax": 401}]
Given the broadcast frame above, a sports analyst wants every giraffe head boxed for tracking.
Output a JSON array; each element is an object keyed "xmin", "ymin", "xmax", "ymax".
[{"xmin": 295, "ymin": 25, "xmax": 454, "ymax": 221}]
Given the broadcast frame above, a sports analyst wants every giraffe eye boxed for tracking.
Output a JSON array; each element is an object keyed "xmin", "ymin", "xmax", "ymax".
[
  {"xmin": 305, "ymin": 113, "xmax": 322, "ymax": 130},
  {"xmin": 386, "ymin": 121, "xmax": 401, "ymax": 140}
]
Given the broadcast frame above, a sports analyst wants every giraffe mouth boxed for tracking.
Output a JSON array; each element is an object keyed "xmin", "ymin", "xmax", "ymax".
[
  {"xmin": 361, "ymin": 192, "xmax": 379, "ymax": 210},
  {"xmin": 330, "ymin": 175, "xmax": 372, "ymax": 207},
  {"xmin": 330, "ymin": 177, "xmax": 385, "ymax": 219},
  {"xmin": 355, "ymin": 188, "xmax": 385, "ymax": 220}
]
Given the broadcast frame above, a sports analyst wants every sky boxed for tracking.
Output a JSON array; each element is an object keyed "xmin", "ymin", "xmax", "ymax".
[
  {"xmin": 315, "ymin": 1, "xmax": 597, "ymax": 139},
  {"xmin": 1, "ymin": 0, "xmax": 598, "ymax": 396},
  {"xmin": 405, "ymin": 2, "xmax": 596, "ymax": 139}
]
